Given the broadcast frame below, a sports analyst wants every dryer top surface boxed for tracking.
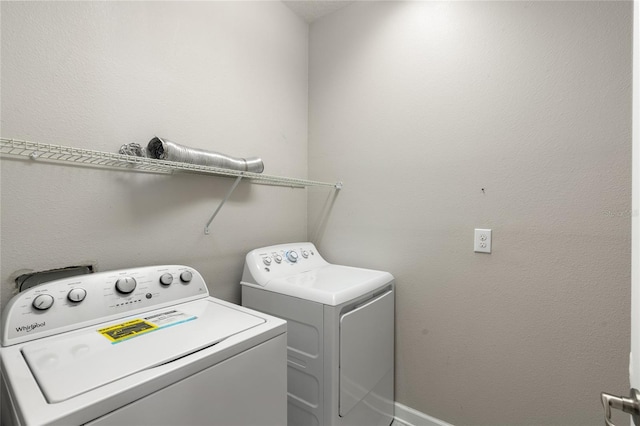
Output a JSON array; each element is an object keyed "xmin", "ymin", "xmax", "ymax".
[{"xmin": 255, "ymin": 264, "xmax": 393, "ymax": 306}]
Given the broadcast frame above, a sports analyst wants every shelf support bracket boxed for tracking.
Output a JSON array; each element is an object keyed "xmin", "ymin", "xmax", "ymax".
[{"xmin": 204, "ymin": 175, "xmax": 243, "ymax": 235}]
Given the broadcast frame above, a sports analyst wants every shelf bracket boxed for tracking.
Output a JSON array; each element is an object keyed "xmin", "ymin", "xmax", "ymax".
[{"xmin": 204, "ymin": 175, "xmax": 243, "ymax": 235}]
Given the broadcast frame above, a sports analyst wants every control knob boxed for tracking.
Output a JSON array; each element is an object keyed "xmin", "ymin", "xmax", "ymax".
[
  {"xmin": 32, "ymin": 294, "xmax": 54, "ymax": 311},
  {"xmin": 286, "ymin": 250, "xmax": 299, "ymax": 263},
  {"xmin": 301, "ymin": 250, "xmax": 309, "ymax": 259},
  {"xmin": 115, "ymin": 277, "xmax": 137, "ymax": 294},
  {"xmin": 180, "ymin": 271, "xmax": 193, "ymax": 283},
  {"xmin": 67, "ymin": 288, "xmax": 87, "ymax": 303},
  {"xmin": 160, "ymin": 273, "xmax": 173, "ymax": 286},
  {"xmin": 274, "ymin": 255, "xmax": 283, "ymax": 264},
  {"xmin": 263, "ymin": 257, "xmax": 272, "ymax": 266}
]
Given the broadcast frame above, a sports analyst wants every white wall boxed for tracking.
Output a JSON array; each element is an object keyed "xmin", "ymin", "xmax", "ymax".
[
  {"xmin": 308, "ymin": 1, "xmax": 633, "ymax": 425},
  {"xmin": 0, "ymin": 1, "xmax": 309, "ymax": 308}
]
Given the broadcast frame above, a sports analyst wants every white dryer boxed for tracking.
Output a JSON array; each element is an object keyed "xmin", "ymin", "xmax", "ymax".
[
  {"xmin": 241, "ymin": 243, "xmax": 395, "ymax": 426},
  {"xmin": 1, "ymin": 265, "xmax": 287, "ymax": 426}
]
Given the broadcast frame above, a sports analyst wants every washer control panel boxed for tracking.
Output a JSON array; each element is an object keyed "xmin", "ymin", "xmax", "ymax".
[
  {"xmin": 242, "ymin": 242, "xmax": 330, "ymax": 286},
  {"xmin": 1, "ymin": 265, "xmax": 208, "ymax": 346}
]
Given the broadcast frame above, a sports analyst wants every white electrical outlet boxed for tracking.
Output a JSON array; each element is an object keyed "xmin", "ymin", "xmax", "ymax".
[{"xmin": 474, "ymin": 229, "xmax": 492, "ymax": 253}]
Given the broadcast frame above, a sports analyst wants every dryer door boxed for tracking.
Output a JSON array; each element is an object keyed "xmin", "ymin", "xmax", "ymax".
[{"xmin": 339, "ymin": 290, "xmax": 394, "ymax": 417}]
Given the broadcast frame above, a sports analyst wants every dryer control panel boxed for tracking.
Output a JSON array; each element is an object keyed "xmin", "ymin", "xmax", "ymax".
[
  {"xmin": 1, "ymin": 265, "xmax": 209, "ymax": 346},
  {"xmin": 241, "ymin": 242, "xmax": 330, "ymax": 286}
]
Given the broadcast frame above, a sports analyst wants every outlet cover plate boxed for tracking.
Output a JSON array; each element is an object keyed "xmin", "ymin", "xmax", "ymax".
[{"xmin": 474, "ymin": 229, "xmax": 492, "ymax": 253}]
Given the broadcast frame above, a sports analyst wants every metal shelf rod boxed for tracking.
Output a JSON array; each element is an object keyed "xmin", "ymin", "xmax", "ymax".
[
  {"xmin": 0, "ymin": 137, "xmax": 342, "ymax": 189},
  {"xmin": 1, "ymin": 137, "xmax": 342, "ymax": 234},
  {"xmin": 204, "ymin": 176, "xmax": 243, "ymax": 235}
]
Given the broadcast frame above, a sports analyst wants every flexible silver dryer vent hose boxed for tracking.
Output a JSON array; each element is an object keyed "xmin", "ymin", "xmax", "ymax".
[{"xmin": 147, "ymin": 137, "xmax": 264, "ymax": 173}]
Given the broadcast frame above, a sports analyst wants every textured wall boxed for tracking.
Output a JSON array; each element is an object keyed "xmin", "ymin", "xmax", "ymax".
[
  {"xmin": 308, "ymin": 1, "xmax": 633, "ymax": 425},
  {"xmin": 0, "ymin": 1, "xmax": 309, "ymax": 309}
]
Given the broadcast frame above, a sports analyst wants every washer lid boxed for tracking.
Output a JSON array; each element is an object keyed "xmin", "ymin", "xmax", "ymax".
[
  {"xmin": 21, "ymin": 299, "xmax": 265, "ymax": 403},
  {"xmin": 264, "ymin": 265, "xmax": 394, "ymax": 306}
]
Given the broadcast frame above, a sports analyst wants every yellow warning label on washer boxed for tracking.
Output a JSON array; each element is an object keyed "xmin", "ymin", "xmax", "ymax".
[{"xmin": 98, "ymin": 319, "xmax": 157, "ymax": 342}]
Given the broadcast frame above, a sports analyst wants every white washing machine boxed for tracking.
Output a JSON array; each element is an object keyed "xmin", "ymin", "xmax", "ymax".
[
  {"xmin": 240, "ymin": 243, "xmax": 395, "ymax": 426},
  {"xmin": 1, "ymin": 265, "xmax": 287, "ymax": 426}
]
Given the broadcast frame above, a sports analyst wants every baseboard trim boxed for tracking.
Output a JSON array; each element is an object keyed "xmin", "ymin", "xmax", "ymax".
[{"xmin": 393, "ymin": 402, "xmax": 454, "ymax": 426}]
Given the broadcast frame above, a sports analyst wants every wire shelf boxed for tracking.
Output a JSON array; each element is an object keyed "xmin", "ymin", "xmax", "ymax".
[{"xmin": 0, "ymin": 137, "xmax": 342, "ymax": 189}]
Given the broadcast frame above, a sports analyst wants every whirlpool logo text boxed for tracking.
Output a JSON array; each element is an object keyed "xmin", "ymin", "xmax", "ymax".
[{"xmin": 15, "ymin": 322, "xmax": 45, "ymax": 333}]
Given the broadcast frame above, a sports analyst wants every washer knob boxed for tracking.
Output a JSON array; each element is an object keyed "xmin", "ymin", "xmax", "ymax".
[
  {"xmin": 301, "ymin": 250, "xmax": 309, "ymax": 259},
  {"xmin": 67, "ymin": 288, "xmax": 87, "ymax": 303},
  {"xmin": 263, "ymin": 257, "xmax": 272, "ymax": 266},
  {"xmin": 274, "ymin": 255, "xmax": 283, "ymax": 264},
  {"xmin": 115, "ymin": 277, "xmax": 137, "ymax": 294},
  {"xmin": 32, "ymin": 294, "xmax": 54, "ymax": 310},
  {"xmin": 160, "ymin": 273, "xmax": 173, "ymax": 286},
  {"xmin": 180, "ymin": 271, "xmax": 193, "ymax": 283},
  {"xmin": 286, "ymin": 251, "xmax": 299, "ymax": 263}
]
